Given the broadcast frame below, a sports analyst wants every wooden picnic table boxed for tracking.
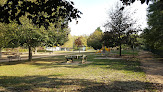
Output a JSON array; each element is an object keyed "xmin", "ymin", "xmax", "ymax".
[
  {"xmin": 65, "ymin": 54, "xmax": 87, "ymax": 64},
  {"xmin": 70, "ymin": 54, "xmax": 83, "ymax": 59}
]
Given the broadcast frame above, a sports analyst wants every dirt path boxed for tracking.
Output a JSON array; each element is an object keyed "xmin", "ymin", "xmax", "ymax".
[{"xmin": 138, "ymin": 51, "xmax": 163, "ymax": 91}]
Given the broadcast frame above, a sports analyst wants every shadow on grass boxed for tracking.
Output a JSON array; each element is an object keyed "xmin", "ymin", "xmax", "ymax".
[
  {"xmin": 0, "ymin": 75, "xmax": 100, "ymax": 92},
  {"xmin": 81, "ymin": 80, "xmax": 158, "ymax": 92},
  {"xmin": 0, "ymin": 75, "xmax": 157, "ymax": 92},
  {"xmin": 0, "ymin": 60, "xmax": 29, "ymax": 66}
]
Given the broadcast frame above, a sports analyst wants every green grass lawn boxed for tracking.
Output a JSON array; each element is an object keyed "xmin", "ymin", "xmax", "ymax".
[
  {"xmin": 0, "ymin": 51, "xmax": 154, "ymax": 92},
  {"xmin": 110, "ymin": 49, "xmax": 139, "ymax": 55}
]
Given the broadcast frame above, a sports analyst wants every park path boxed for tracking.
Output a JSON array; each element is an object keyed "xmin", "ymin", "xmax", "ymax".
[{"xmin": 138, "ymin": 51, "xmax": 163, "ymax": 91}]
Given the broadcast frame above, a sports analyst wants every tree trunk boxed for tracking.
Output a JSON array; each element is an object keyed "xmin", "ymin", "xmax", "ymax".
[
  {"xmin": 0, "ymin": 48, "xmax": 2, "ymax": 58},
  {"xmin": 120, "ymin": 45, "xmax": 122, "ymax": 56},
  {"xmin": 28, "ymin": 46, "xmax": 32, "ymax": 61}
]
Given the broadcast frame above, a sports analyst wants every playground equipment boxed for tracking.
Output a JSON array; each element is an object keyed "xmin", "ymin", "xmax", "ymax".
[{"xmin": 96, "ymin": 46, "xmax": 111, "ymax": 54}]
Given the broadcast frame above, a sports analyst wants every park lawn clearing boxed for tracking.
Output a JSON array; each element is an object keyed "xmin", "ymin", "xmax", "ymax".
[{"xmin": 0, "ymin": 51, "xmax": 154, "ymax": 92}]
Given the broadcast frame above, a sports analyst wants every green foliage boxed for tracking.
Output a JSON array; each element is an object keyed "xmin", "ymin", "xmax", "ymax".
[
  {"xmin": 142, "ymin": 1, "xmax": 163, "ymax": 51},
  {"xmin": 62, "ymin": 34, "xmax": 74, "ymax": 48},
  {"xmin": 127, "ymin": 34, "xmax": 140, "ymax": 49},
  {"xmin": 87, "ymin": 29, "xmax": 103, "ymax": 50},
  {"xmin": 102, "ymin": 31, "xmax": 119, "ymax": 47},
  {"xmin": 19, "ymin": 49, "xmax": 28, "ymax": 52},
  {"xmin": 46, "ymin": 23, "xmax": 70, "ymax": 47},
  {"xmin": 0, "ymin": 0, "xmax": 82, "ymax": 29},
  {"xmin": 96, "ymin": 27, "xmax": 102, "ymax": 32},
  {"xmin": 0, "ymin": 22, "xmax": 19, "ymax": 48}
]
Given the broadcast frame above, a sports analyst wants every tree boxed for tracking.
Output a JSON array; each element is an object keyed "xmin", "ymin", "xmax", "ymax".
[
  {"xmin": 62, "ymin": 34, "xmax": 74, "ymax": 48},
  {"xmin": 0, "ymin": 0, "xmax": 82, "ymax": 29},
  {"xmin": 142, "ymin": 1, "xmax": 163, "ymax": 52},
  {"xmin": 19, "ymin": 27, "xmax": 47, "ymax": 61},
  {"xmin": 0, "ymin": 22, "xmax": 19, "ymax": 58},
  {"xmin": 75, "ymin": 37, "xmax": 82, "ymax": 47},
  {"xmin": 102, "ymin": 31, "xmax": 118, "ymax": 48},
  {"xmin": 96, "ymin": 27, "xmax": 102, "ymax": 32},
  {"xmin": 0, "ymin": 0, "xmax": 79, "ymax": 61},
  {"xmin": 120, "ymin": 0, "xmax": 154, "ymax": 5},
  {"xmin": 127, "ymin": 34, "xmax": 140, "ymax": 57},
  {"xmin": 87, "ymin": 28, "xmax": 103, "ymax": 50},
  {"xmin": 103, "ymin": 2, "xmax": 140, "ymax": 56},
  {"xmin": 0, "ymin": 23, "xmax": 7, "ymax": 58},
  {"xmin": 45, "ymin": 21, "xmax": 70, "ymax": 48}
]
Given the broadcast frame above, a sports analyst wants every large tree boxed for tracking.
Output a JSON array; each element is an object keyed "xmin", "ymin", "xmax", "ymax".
[
  {"xmin": 0, "ymin": 0, "xmax": 81, "ymax": 60},
  {"xmin": 87, "ymin": 28, "xmax": 103, "ymax": 50},
  {"xmin": 103, "ymin": 2, "xmax": 140, "ymax": 56},
  {"xmin": 142, "ymin": 0, "xmax": 163, "ymax": 51},
  {"xmin": 0, "ymin": 0, "xmax": 82, "ymax": 29}
]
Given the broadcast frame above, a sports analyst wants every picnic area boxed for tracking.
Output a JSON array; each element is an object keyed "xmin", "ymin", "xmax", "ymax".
[{"xmin": 0, "ymin": 0, "xmax": 163, "ymax": 92}]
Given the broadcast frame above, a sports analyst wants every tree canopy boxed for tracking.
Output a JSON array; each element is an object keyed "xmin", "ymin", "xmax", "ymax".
[
  {"xmin": 87, "ymin": 28, "xmax": 103, "ymax": 50},
  {"xmin": 142, "ymin": 0, "xmax": 163, "ymax": 51},
  {"xmin": 120, "ymin": 0, "xmax": 153, "ymax": 5},
  {"xmin": 0, "ymin": 0, "xmax": 82, "ymax": 29},
  {"xmin": 103, "ymin": 2, "xmax": 140, "ymax": 56}
]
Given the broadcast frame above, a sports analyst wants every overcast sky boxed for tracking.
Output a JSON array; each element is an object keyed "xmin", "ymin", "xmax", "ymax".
[{"xmin": 68, "ymin": 0, "xmax": 148, "ymax": 36}]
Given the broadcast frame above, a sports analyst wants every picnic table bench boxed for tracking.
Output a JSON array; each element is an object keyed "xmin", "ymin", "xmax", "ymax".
[
  {"xmin": 7, "ymin": 55, "xmax": 21, "ymax": 62},
  {"xmin": 65, "ymin": 54, "xmax": 87, "ymax": 64}
]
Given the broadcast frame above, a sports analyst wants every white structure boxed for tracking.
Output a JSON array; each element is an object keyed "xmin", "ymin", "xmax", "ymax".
[{"xmin": 46, "ymin": 47, "xmax": 61, "ymax": 51}]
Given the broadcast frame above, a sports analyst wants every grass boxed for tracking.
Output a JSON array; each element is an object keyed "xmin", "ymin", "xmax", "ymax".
[
  {"xmin": 0, "ymin": 51, "xmax": 154, "ymax": 92},
  {"xmin": 111, "ymin": 49, "xmax": 139, "ymax": 56}
]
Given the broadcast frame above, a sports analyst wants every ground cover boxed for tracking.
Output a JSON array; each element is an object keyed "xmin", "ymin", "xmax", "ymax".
[{"xmin": 0, "ymin": 51, "xmax": 154, "ymax": 92}]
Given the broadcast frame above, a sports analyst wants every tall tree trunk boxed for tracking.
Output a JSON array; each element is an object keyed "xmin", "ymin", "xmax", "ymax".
[
  {"xmin": 0, "ymin": 48, "xmax": 2, "ymax": 58},
  {"xmin": 120, "ymin": 45, "xmax": 122, "ymax": 56},
  {"xmin": 28, "ymin": 46, "xmax": 32, "ymax": 61}
]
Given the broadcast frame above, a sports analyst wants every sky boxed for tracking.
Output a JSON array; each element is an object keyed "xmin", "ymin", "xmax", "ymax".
[{"xmin": 68, "ymin": 0, "xmax": 149, "ymax": 36}]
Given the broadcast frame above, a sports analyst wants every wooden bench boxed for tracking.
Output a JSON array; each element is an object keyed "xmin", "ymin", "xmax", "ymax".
[{"xmin": 7, "ymin": 55, "xmax": 21, "ymax": 62}]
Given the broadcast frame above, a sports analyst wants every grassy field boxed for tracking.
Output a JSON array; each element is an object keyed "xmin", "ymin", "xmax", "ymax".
[{"xmin": 0, "ymin": 50, "xmax": 154, "ymax": 92}]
